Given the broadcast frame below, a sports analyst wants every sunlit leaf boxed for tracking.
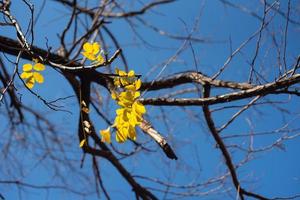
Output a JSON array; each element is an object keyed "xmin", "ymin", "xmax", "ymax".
[
  {"xmin": 116, "ymin": 130, "xmax": 126, "ymax": 143},
  {"xmin": 83, "ymin": 42, "xmax": 93, "ymax": 52},
  {"xmin": 100, "ymin": 127, "xmax": 111, "ymax": 143},
  {"xmin": 33, "ymin": 63, "xmax": 45, "ymax": 71},
  {"xmin": 25, "ymin": 76, "xmax": 35, "ymax": 88},
  {"xmin": 128, "ymin": 70, "xmax": 135, "ymax": 77},
  {"xmin": 23, "ymin": 63, "xmax": 33, "ymax": 72},
  {"xmin": 135, "ymin": 79, "xmax": 142, "ymax": 90},
  {"xmin": 92, "ymin": 42, "xmax": 100, "ymax": 54},
  {"xmin": 33, "ymin": 72, "xmax": 44, "ymax": 83},
  {"xmin": 79, "ymin": 139, "xmax": 86, "ymax": 147},
  {"xmin": 20, "ymin": 72, "xmax": 33, "ymax": 79}
]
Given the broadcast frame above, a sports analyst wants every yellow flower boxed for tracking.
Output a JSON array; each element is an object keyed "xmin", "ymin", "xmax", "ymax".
[
  {"xmin": 100, "ymin": 127, "xmax": 111, "ymax": 143},
  {"xmin": 20, "ymin": 62, "xmax": 45, "ymax": 89},
  {"xmin": 81, "ymin": 42, "xmax": 100, "ymax": 61}
]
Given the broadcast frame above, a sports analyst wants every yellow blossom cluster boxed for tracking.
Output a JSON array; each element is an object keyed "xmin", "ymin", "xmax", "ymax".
[
  {"xmin": 20, "ymin": 59, "xmax": 45, "ymax": 89},
  {"xmin": 100, "ymin": 68, "xmax": 146, "ymax": 143},
  {"xmin": 81, "ymin": 42, "xmax": 105, "ymax": 64}
]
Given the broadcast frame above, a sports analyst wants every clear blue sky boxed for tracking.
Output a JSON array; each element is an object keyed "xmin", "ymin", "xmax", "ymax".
[{"xmin": 1, "ymin": 0, "xmax": 300, "ymax": 199}]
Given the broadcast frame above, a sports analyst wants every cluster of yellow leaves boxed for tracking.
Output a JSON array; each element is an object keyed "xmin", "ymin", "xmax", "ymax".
[
  {"xmin": 81, "ymin": 42, "xmax": 105, "ymax": 64},
  {"xmin": 20, "ymin": 59, "xmax": 45, "ymax": 89},
  {"xmin": 100, "ymin": 68, "xmax": 146, "ymax": 143}
]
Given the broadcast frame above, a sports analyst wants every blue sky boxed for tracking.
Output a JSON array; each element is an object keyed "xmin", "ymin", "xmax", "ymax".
[{"xmin": 1, "ymin": 0, "xmax": 300, "ymax": 199}]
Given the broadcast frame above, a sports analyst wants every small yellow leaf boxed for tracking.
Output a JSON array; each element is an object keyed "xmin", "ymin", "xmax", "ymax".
[
  {"xmin": 83, "ymin": 42, "xmax": 93, "ymax": 52},
  {"xmin": 116, "ymin": 108, "xmax": 125, "ymax": 115},
  {"xmin": 20, "ymin": 72, "xmax": 33, "ymax": 79},
  {"xmin": 33, "ymin": 72, "xmax": 44, "ymax": 83},
  {"xmin": 82, "ymin": 52, "xmax": 96, "ymax": 61},
  {"xmin": 100, "ymin": 127, "xmax": 111, "ymax": 143},
  {"xmin": 128, "ymin": 125, "xmax": 136, "ymax": 140},
  {"xmin": 111, "ymin": 91, "xmax": 118, "ymax": 100},
  {"xmin": 96, "ymin": 55, "xmax": 105, "ymax": 64},
  {"xmin": 116, "ymin": 130, "xmax": 127, "ymax": 143},
  {"xmin": 79, "ymin": 139, "xmax": 86, "ymax": 147},
  {"xmin": 113, "ymin": 78, "xmax": 121, "ymax": 87},
  {"xmin": 23, "ymin": 63, "xmax": 33, "ymax": 72},
  {"xmin": 118, "ymin": 69, "xmax": 127, "ymax": 76},
  {"xmin": 92, "ymin": 42, "xmax": 100, "ymax": 54},
  {"xmin": 135, "ymin": 79, "xmax": 142, "ymax": 90},
  {"xmin": 25, "ymin": 76, "xmax": 35, "ymax": 88},
  {"xmin": 125, "ymin": 84, "xmax": 135, "ymax": 91},
  {"xmin": 134, "ymin": 91, "xmax": 140, "ymax": 99},
  {"xmin": 128, "ymin": 70, "xmax": 135, "ymax": 77},
  {"xmin": 33, "ymin": 63, "xmax": 45, "ymax": 71},
  {"xmin": 134, "ymin": 101, "xmax": 146, "ymax": 114}
]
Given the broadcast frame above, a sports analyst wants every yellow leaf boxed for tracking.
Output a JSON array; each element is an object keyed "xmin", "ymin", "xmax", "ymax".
[
  {"xmin": 116, "ymin": 130, "xmax": 126, "ymax": 143},
  {"xmin": 83, "ymin": 42, "xmax": 93, "ymax": 52},
  {"xmin": 128, "ymin": 113, "xmax": 138, "ymax": 126},
  {"xmin": 23, "ymin": 63, "xmax": 33, "ymax": 72},
  {"xmin": 134, "ymin": 91, "xmax": 140, "ymax": 99},
  {"xmin": 125, "ymin": 84, "xmax": 135, "ymax": 91},
  {"xmin": 116, "ymin": 108, "xmax": 125, "ymax": 115},
  {"xmin": 25, "ymin": 76, "xmax": 35, "ymax": 88},
  {"xmin": 128, "ymin": 70, "xmax": 135, "ymax": 77},
  {"xmin": 20, "ymin": 72, "xmax": 33, "ymax": 79},
  {"xmin": 120, "ymin": 77, "xmax": 129, "ymax": 86},
  {"xmin": 118, "ymin": 69, "xmax": 127, "ymax": 76},
  {"xmin": 100, "ymin": 127, "xmax": 111, "ymax": 143},
  {"xmin": 79, "ymin": 139, "xmax": 86, "ymax": 147},
  {"xmin": 128, "ymin": 125, "xmax": 136, "ymax": 140},
  {"xmin": 33, "ymin": 63, "xmax": 45, "ymax": 71},
  {"xmin": 133, "ymin": 101, "xmax": 146, "ymax": 114},
  {"xmin": 135, "ymin": 79, "xmax": 142, "ymax": 90},
  {"xmin": 33, "ymin": 72, "xmax": 44, "ymax": 83},
  {"xmin": 92, "ymin": 42, "xmax": 100, "ymax": 54},
  {"xmin": 114, "ymin": 78, "xmax": 119, "ymax": 87},
  {"xmin": 82, "ymin": 52, "xmax": 96, "ymax": 61},
  {"xmin": 111, "ymin": 91, "xmax": 118, "ymax": 100},
  {"xmin": 96, "ymin": 55, "xmax": 105, "ymax": 64}
]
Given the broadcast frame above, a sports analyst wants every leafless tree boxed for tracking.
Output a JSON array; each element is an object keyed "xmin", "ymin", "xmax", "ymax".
[{"xmin": 0, "ymin": 0, "xmax": 300, "ymax": 199}]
